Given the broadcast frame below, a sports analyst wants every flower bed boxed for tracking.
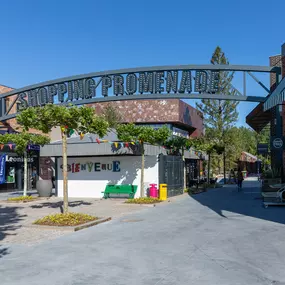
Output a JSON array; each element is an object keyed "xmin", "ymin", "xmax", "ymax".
[
  {"xmin": 7, "ymin": 196, "xmax": 36, "ymax": 202},
  {"xmin": 34, "ymin": 212, "xmax": 98, "ymax": 226},
  {"xmin": 125, "ymin": 197, "xmax": 162, "ymax": 204}
]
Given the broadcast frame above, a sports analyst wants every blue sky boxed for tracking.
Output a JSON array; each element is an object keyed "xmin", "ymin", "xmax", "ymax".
[{"xmin": 0, "ymin": 0, "xmax": 284, "ymax": 126}]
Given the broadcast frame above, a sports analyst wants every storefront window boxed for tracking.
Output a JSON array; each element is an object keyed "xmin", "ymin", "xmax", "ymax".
[
  {"xmin": 0, "ymin": 152, "xmax": 39, "ymax": 192},
  {"xmin": 6, "ymin": 167, "xmax": 15, "ymax": 183}
]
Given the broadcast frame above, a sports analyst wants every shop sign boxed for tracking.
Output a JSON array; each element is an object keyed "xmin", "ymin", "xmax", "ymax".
[
  {"xmin": 61, "ymin": 160, "xmax": 121, "ymax": 173},
  {"xmin": 257, "ymin": 143, "xmax": 268, "ymax": 154},
  {"xmin": 172, "ymin": 127, "xmax": 189, "ymax": 138},
  {"xmin": 0, "ymin": 154, "xmax": 6, "ymax": 184},
  {"xmin": 6, "ymin": 156, "xmax": 34, "ymax": 163},
  {"xmin": 16, "ymin": 69, "xmax": 221, "ymax": 109},
  {"xmin": 27, "ymin": 144, "xmax": 40, "ymax": 151},
  {"xmin": 273, "ymin": 138, "xmax": 283, "ymax": 149}
]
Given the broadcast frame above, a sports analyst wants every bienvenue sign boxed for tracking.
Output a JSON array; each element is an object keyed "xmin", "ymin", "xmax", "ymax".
[
  {"xmin": 61, "ymin": 161, "xmax": 121, "ymax": 173},
  {"xmin": 17, "ymin": 70, "xmax": 220, "ymax": 109}
]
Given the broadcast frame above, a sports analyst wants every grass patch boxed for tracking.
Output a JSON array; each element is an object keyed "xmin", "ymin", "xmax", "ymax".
[
  {"xmin": 125, "ymin": 197, "xmax": 162, "ymax": 204},
  {"xmin": 33, "ymin": 212, "xmax": 98, "ymax": 226},
  {"xmin": 8, "ymin": 195, "xmax": 36, "ymax": 202}
]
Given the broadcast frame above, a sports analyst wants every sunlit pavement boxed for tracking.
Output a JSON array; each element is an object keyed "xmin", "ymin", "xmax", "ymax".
[{"xmin": 1, "ymin": 178, "xmax": 285, "ymax": 285}]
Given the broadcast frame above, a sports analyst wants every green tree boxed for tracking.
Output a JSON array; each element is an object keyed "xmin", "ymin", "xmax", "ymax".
[
  {"xmin": 196, "ymin": 46, "xmax": 239, "ymax": 179},
  {"xmin": 17, "ymin": 104, "xmax": 109, "ymax": 213},
  {"xmin": 192, "ymin": 137, "xmax": 224, "ymax": 182},
  {"xmin": 0, "ymin": 132, "xmax": 50, "ymax": 196},
  {"xmin": 164, "ymin": 137, "xmax": 192, "ymax": 156},
  {"xmin": 116, "ymin": 124, "xmax": 171, "ymax": 197},
  {"xmin": 101, "ymin": 103, "xmax": 123, "ymax": 129}
]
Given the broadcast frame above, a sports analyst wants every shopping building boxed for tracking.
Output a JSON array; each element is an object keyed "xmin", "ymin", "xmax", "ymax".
[
  {"xmin": 92, "ymin": 99, "xmax": 204, "ymax": 138},
  {"xmin": 39, "ymin": 99, "xmax": 205, "ymax": 198},
  {"xmin": 246, "ymin": 43, "xmax": 285, "ymax": 177}
]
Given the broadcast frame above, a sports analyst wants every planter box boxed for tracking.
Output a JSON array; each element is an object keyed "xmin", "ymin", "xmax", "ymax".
[
  {"xmin": 263, "ymin": 178, "xmax": 282, "ymax": 185},
  {"xmin": 36, "ymin": 180, "xmax": 53, "ymax": 197},
  {"xmin": 262, "ymin": 178, "xmax": 282, "ymax": 192},
  {"xmin": 26, "ymin": 217, "xmax": 111, "ymax": 232}
]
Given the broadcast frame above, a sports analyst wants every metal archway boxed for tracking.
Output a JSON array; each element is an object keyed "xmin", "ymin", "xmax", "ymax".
[{"xmin": 0, "ymin": 64, "xmax": 280, "ymax": 121}]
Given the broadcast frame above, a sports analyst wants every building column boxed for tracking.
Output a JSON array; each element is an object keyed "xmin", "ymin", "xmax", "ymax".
[
  {"xmin": 281, "ymin": 44, "xmax": 285, "ymax": 180},
  {"xmin": 16, "ymin": 162, "xmax": 22, "ymax": 191},
  {"xmin": 270, "ymin": 44, "xmax": 284, "ymax": 180}
]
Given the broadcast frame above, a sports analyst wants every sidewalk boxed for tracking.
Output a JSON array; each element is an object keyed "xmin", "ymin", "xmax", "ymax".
[
  {"xmin": 2, "ymin": 178, "xmax": 285, "ymax": 285},
  {"xmin": 0, "ymin": 194, "xmax": 183, "ymax": 246},
  {"xmin": 0, "ymin": 196, "xmax": 152, "ymax": 245}
]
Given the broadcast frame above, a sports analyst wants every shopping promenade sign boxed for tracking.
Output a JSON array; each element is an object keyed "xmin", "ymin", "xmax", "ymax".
[{"xmin": 0, "ymin": 64, "xmax": 280, "ymax": 121}]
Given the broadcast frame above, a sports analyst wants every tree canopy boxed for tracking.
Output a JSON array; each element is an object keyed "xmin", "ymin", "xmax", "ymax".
[
  {"xmin": 16, "ymin": 104, "xmax": 109, "ymax": 213},
  {"xmin": 116, "ymin": 124, "xmax": 171, "ymax": 145},
  {"xmin": 101, "ymin": 103, "xmax": 123, "ymax": 129},
  {"xmin": 17, "ymin": 104, "xmax": 109, "ymax": 137},
  {"xmin": 0, "ymin": 132, "xmax": 50, "ymax": 155}
]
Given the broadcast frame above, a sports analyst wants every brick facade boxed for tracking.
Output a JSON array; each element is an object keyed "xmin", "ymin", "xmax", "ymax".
[
  {"xmin": 0, "ymin": 84, "xmax": 46, "ymax": 135},
  {"xmin": 91, "ymin": 99, "xmax": 203, "ymax": 137},
  {"xmin": 269, "ymin": 45, "xmax": 285, "ymax": 178},
  {"xmin": 0, "ymin": 85, "xmax": 18, "ymax": 132},
  {"xmin": 270, "ymin": 55, "xmax": 282, "ymax": 91},
  {"xmin": 39, "ymin": 157, "xmax": 54, "ymax": 180}
]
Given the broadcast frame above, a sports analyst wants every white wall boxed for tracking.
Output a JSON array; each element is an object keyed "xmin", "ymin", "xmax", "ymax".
[{"xmin": 57, "ymin": 156, "xmax": 158, "ymax": 198}]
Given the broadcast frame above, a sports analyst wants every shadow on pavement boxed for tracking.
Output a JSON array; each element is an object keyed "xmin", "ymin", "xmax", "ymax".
[
  {"xmin": 30, "ymin": 200, "xmax": 92, "ymax": 213},
  {"xmin": 189, "ymin": 180, "xmax": 285, "ymax": 225},
  {"xmin": 0, "ymin": 205, "xmax": 26, "ymax": 258}
]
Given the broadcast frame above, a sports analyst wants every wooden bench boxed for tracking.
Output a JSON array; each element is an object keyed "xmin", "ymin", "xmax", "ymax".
[{"xmin": 102, "ymin": 185, "xmax": 138, "ymax": 199}]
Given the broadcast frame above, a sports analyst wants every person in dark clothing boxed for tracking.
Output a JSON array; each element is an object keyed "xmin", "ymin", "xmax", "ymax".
[{"xmin": 237, "ymin": 169, "xmax": 244, "ymax": 190}]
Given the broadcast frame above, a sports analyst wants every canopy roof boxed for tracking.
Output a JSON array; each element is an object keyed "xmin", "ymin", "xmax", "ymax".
[{"xmin": 246, "ymin": 102, "xmax": 271, "ymax": 132}]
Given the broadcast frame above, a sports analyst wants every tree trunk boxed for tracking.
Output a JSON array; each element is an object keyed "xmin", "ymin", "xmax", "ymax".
[
  {"xmin": 207, "ymin": 153, "xmax": 211, "ymax": 184},
  {"xmin": 182, "ymin": 147, "xmax": 186, "ymax": 190},
  {"xmin": 23, "ymin": 151, "xmax": 28, "ymax": 196},
  {"xmin": 62, "ymin": 131, "xmax": 68, "ymax": 214},
  {"xmin": 140, "ymin": 142, "xmax": 145, "ymax": 197}
]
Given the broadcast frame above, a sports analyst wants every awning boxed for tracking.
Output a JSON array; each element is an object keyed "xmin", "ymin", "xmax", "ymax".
[{"xmin": 246, "ymin": 102, "xmax": 271, "ymax": 132}]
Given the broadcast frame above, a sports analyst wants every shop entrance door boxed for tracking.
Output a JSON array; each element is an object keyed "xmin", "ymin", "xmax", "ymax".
[
  {"xmin": 185, "ymin": 159, "xmax": 199, "ymax": 187},
  {"xmin": 21, "ymin": 164, "xmax": 36, "ymax": 190}
]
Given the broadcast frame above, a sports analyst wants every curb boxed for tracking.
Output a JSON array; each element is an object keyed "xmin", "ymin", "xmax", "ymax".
[
  {"xmin": 1, "ymin": 198, "xmax": 42, "ymax": 204},
  {"xmin": 0, "ymin": 197, "xmax": 52, "ymax": 204},
  {"xmin": 25, "ymin": 217, "xmax": 112, "ymax": 232}
]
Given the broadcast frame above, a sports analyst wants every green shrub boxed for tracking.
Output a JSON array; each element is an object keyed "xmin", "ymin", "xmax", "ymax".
[
  {"xmin": 263, "ymin": 169, "xmax": 273, "ymax": 178},
  {"xmin": 8, "ymin": 196, "xmax": 35, "ymax": 202},
  {"xmin": 125, "ymin": 197, "xmax": 162, "ymax": 204},
  {"xmin": 204, "ymin": 183, "xmax": 222, "ymax": 189},
  {"xmin": 34, "ymin": 212, "xmax": 98, "ymax": 226}
]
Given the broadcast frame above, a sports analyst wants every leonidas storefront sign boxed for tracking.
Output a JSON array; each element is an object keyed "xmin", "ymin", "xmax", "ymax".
[
  {"xmin": 60, "ymin": 161, "xmax": 121, "ymax": 173},
  {"xmin": 6, "ymin": 155, "xmax": 35, "ymax": 163}
]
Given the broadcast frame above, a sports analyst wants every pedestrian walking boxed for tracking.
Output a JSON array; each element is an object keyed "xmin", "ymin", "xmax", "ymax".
[{"xmin": 237, "ymin": 169, "xmax": 244, "ymax": 191}]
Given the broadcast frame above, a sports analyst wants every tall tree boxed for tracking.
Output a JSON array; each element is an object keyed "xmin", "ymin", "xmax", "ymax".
[
  {"xmin": 191, "ymin": 137, "xmax": 224, "ymax": 182},
  {"xmin": 101, "ymin": 103, "xmax": 123, "ymax": 129},
  {"xmin": 117, "ymin": 124, "xmax": 170, "ymax": 197},
  {"xmin": 17, "ymin": 104, "xmax": 109, "ymax": 213},
  {"xmin": 196, "ymin": 46, "xmax": 239, "ymax": 179}
]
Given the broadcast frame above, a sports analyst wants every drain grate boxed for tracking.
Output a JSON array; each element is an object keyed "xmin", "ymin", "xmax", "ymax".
[{"xmin": 121, "ymin": 219, "xmax": 143, "ymax": 223}]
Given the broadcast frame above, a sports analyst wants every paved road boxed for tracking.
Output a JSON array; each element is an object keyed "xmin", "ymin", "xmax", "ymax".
[{"xmin": 1, "ymin": 179, "xmax": 285, "ymax": 285}]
